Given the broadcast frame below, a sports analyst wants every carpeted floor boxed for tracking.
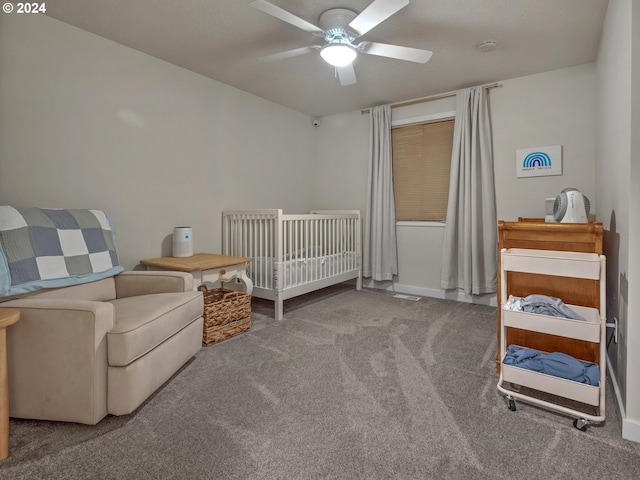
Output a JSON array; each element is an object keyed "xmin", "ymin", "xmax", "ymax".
[{"xmin": 2, "ymin": 283, "xmax": 640, "ymax": 479}]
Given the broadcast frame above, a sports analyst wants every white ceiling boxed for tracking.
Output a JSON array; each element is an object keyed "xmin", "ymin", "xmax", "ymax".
[{"xmin": 45, "ymin": 0, "xmax": 609, "ymax": 118}]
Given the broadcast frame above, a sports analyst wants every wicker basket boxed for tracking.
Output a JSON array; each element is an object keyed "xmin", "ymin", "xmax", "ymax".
[{"xmin": 198, "ymin": 285, "xmax": 251, "ymax": 346}]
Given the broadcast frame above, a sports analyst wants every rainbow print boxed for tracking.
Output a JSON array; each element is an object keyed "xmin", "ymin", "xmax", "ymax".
[
  {"xmin": 523, "ymin": 151, "xmax": 552, "ymax": 168},
  {"xmin": 516, "ymin": 145, "xmax": 562, "ymax": 177}
]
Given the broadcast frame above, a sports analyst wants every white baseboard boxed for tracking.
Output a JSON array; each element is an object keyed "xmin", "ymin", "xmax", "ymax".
[
  {"xmin": 623, "ymin": 418, "xmax": 640, "ymax": 443},
  {"xmin": 606, "ymin": 353, "xmax": 640, "ymax": 443},
  {"xmin": 363, "ymin": 280, "xmax": 497, "ymax": 307}
]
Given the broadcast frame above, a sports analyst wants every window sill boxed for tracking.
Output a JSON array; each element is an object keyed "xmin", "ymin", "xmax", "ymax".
[{"xmin": 396, "ymin": 221, "xmax": 446, "ymax": 228}]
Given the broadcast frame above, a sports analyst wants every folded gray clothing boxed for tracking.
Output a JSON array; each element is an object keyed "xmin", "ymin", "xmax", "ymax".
[{"xmin": 520, "ymin": 294, "xmax": 585, "ymax": 321}]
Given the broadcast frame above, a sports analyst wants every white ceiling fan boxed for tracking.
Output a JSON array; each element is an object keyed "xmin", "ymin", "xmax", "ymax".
[{"xmin": 251, "ymin": 0, "xmax": 432, "ymax": 86}]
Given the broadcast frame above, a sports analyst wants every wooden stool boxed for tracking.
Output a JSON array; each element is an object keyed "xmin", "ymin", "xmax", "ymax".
[{"xmin": 0, "ymin": 309, "xmax": 19, "ymax": 461}]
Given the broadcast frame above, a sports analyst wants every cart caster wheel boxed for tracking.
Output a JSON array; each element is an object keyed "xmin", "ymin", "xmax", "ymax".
[
  {"xmin": 573, "ymin": 418, "xmax": 588, "ymax": 431},
  {"xmin": 506, "ymin": 397, "xmax": 517, "ymax": 412}
]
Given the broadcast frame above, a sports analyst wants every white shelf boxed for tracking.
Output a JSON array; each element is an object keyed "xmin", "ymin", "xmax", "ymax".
[
  {"xmin": 502, "ymin": 361, "xmax": 600, "ymax": 406},
  {"xmin": 501, "ymin": 304, "xmax": 602, "ymax": 342},
  {"xmin": 502, "ymin": 248, "xmax": 602, "ymax": 279}
]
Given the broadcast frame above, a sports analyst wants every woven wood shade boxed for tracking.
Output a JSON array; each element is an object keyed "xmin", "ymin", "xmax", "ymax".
[{"xmin": 392, "ymin": 118, "xmax": 454, "ymax": 221}]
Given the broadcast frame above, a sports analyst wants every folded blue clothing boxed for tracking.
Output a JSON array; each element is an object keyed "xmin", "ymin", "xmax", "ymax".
[
  {"xmin": 519, "ymin": 294, "xmax": 585, "ymax": 321},
  {"xmin": 503, "ymin": 345, "xmax": 600, "ymax": 386}
]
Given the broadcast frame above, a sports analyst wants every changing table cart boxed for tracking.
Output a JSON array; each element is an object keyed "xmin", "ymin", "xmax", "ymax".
[{"xmin": 497, "ymin": 248, "xmax": 606, "ymax": 431}]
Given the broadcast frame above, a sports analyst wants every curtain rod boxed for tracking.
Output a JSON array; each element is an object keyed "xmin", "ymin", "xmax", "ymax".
[{"xmin": 360, "ymin": 82, "xmax": 502, "ymax": 114}]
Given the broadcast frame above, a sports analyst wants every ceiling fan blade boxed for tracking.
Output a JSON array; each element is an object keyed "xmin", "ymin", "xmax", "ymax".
[
  {"xmin": 348, "ymin": 0, "xmax": 410, "ymax": 36},
  {"xmin": 337, "ymin": 64, "xmax": 357, "ymax": 86},
  {"xmin": 362, "ymin": 42, "xmax": 432, "ymax": 63},
  {"xmin": 259, "ymin": 46, "xmax": 321, "ymax": 62},
  {"xmin": 250, "ymin": 0, "xmax": 324, "ymax": 35}
]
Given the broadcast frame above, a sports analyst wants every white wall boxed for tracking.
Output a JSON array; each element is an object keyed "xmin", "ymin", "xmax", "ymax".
[
  {"xmin": 315, "ymin": 64, "xmax": 597, "ymax": 303},
  {"xmin": 313, "ymin": 110, "xmax": 369, "ymax": 212},
  {"xmin": 631, "ymin": 0, "xmax": 640, "ymax": 437},
  {"xmin": 596, "ymin": 0, "xmax": 640, "ymax": 442},
  {"xmin": 0, "ymin": 14, "xmax": 316, "ymax": 269},
  {"xmin": 491, "ymin": 65, "xmax": 597, "ymax": 220}
]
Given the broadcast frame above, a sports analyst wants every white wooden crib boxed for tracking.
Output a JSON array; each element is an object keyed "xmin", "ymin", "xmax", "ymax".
[{"xmin": 222, "ymin": 209, "xmax": 362, "ymax": 320}]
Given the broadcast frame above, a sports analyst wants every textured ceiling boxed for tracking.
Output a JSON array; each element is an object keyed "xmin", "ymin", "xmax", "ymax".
[{"xmin": 44, "ymin": 0, "xmax": 609, "ymax": 118}]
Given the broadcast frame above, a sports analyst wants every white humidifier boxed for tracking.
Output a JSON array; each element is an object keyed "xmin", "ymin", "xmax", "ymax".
[{"xmin": 172, "ymin": 227, "xmax": 193, "ymax": 257}]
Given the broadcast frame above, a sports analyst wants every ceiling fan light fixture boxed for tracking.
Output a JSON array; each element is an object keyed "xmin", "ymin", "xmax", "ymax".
[{"xmin": 320, "ymin": 43, "xmax": 357, "ymax": 67}]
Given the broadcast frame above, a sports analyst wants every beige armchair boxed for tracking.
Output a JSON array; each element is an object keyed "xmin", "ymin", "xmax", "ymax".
[
  {"xmin": 0, "ymin": 271, "xmax": 203, "ymax": 425},
  {"xmin": 0, "ymin": 206, "xmax": 203, "ymax": 425}
]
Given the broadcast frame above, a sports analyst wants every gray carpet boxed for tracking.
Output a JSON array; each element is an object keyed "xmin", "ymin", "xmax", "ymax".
[{"xmin": 2, "ymin": 284, "xmax": 640, "ymax": 479}]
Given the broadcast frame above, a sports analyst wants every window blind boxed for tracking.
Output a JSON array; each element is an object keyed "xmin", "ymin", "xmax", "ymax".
[{"xmin": 392, "ymin": 118, "xmax": 454, "ymax": 221}]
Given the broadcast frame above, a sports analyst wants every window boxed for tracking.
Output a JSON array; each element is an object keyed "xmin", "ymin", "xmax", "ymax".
[{"xmin": 391, "ymin": 118, "xmax": 454, "ymax": 222}]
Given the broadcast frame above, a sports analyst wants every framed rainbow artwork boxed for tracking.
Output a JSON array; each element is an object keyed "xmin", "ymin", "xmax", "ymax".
[{"xmin": 515, "ymin": 145, "xmax": 562, "ymax": 178}]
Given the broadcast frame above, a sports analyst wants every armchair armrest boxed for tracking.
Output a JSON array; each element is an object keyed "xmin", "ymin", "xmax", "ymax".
[
  {"xmin": 0, "ymin": 299, "xmax": 115, "ymax": 424},
  {"xmin": 114, "ymin": 271, "xmax": 193, "ymax": 299}
]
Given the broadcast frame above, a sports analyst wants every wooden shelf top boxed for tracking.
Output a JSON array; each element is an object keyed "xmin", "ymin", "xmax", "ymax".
[
  {"xmin": 140, "ymin": 253, "xmax": 250, "ymax": 272},
  {"xmin": 0, "ymin": 309, "xmax": 20, "ymax": 329}
]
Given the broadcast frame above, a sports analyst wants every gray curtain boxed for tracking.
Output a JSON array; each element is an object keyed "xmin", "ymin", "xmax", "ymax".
[
  {"xmin": 440, "ymin": 86, "xmax": 497, "ymax": 294},
  {"xmin": 363, "ymin": 105, "xmax": 398, "ymax": 281}
]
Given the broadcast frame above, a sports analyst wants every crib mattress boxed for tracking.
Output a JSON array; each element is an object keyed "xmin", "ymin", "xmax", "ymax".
[{"xmin": 251, "ymin": 251, "xmax": 358, "ymax": 289}]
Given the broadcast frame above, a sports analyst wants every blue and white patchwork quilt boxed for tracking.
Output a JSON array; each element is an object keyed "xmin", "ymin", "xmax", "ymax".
[{"xmin": 0, "ymin": 206, "xmax": 124, "ymax": 297}]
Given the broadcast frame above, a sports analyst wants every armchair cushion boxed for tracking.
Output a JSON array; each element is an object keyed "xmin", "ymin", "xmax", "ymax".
[
  {"xmin": 107, "ymin": 291, "xmax": 203, "ymax": 366},
  {"xmin": 0, "ymin": 206, "xmax": 123, "ymax": 296}
]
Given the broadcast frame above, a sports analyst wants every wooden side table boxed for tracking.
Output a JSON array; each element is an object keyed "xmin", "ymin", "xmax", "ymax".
[
  {"xmin": 141, "ymin": 253, "xmax": 253, "ymax": 294},
  {"xmin": 0, "ymin": 309, "xmax": 19, "ymax": 461}
]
